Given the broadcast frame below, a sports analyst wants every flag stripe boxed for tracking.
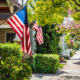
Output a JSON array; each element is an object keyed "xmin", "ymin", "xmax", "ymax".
[
  {"xmin": 36, "ymin": 26, "xmax": 44, "ymax": 45},
  {"xmin": 7, "ymin": 6, "xmax": 32, "ymax": 56},
  {"xmin": 36, "ymin": 35, "xmax": 42, "ymax": 44},
  {"xmin": 9, "ymin": 17, "xmax": 23, "ymax": 35},
  {"xmin": 36, "ymin": 29, "xmax": 43, "ymax": 42},
  {"xmin": 8, "ymin": 18, "xmax": 22, "ymax": 38},
  {"xmin": 14, "ymin": 14, "xmax": 24, "ymax": 28},
  {"xmin": 33, "ymin": 22, "xmax": 38, "ymax": 30},
  {"xmin": 33, "ymin": 22, "xmax": 44, "ymax": 45},
  {"xmin": 26, "ymin": 25, "xmax": 32, "ymax": 55},
  {"xmin": 12, "ymin": 16, "xmax": 23, "ymax": 32},
  {"xmin": 7, "ymin": 19, "xmax": 22, "ymax": 40}
]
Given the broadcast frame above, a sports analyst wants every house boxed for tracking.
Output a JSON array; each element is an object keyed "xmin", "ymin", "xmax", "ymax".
[
  {"xmin": 0, "ymin": 0, "xmax": 36, "ymax": 53},
  {"xmin": 0, "ymin": 0, "xmax": 22, "ymax": 43}
]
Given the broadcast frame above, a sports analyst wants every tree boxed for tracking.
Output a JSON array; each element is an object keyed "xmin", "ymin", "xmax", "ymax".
[
  {"xmin": 27, "ymin": 0, "xmax": 80, "ymax": 26},
  {"xmin": 27, "ymin": 0, "xmax": 80, "ymax": 53}
]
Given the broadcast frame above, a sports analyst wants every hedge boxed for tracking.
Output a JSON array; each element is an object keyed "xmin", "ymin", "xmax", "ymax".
[
  {"xmin": 0, "ymin": 43, "xmax": 32, "ymax": 80},
  {"xmin": 32, "ymin": 54, "xmax": 60, "ymax": 73},
  {"xmin": 36, "ymin": 24, "xmax": 60, "ymax": 54},
  {"xmin": 0, "ymin": 43, "xmax": 22, "ymax": 61}
]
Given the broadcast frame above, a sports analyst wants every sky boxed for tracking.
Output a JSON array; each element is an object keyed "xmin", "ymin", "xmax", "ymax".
[{"xmin": 18, "ymin": 0, "xmax": 27, "ymax": 5}]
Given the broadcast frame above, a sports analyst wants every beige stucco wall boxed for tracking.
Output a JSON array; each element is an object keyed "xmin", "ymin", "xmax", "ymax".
[
  {"xmin": 0, "ymin": 29, "xmax": 4, "ymax": 43},
  {"xmin": 0, "ymin": 28, "xmax": 15, "ymax": 43}
]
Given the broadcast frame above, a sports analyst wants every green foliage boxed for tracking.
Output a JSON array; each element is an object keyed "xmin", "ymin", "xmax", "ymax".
[
  {"xmin": 70, "ymin": 50, "xmax": 76, "ymax": 57},
  {"xmin": 36, "ymin": 24, "xmax": 60, "ymax": 54},
  {"xmin": 69, "ymin": 0, "xmax": 80, "ymax": 13},
  {"xmin": 0, "ymin": 43, "xmax": 22, "ymax": 61},
  {"xmin": 58, "ymin": 64, "xmax": 64, "ymax": 69},
  {"xmin": 28, "ymin": 0, "xmax": 80, "ymax": 25},
  {"xmin": 72, "ymin": 12, "xmax": 80, "ymax": 21},
  {"xmin": 0, "ymin": 56, "xmax": 32, "ymax": 80},
  {"xmin": 28, "ymin": 0, "xmax": 70, "ymax": 25},
  {"xmin": 76, "ymin": 41, "xmax": 80, "ymax": 50},
  {"xmin": 32, "ymin": 54, "xmax": 60, "ymax": 73},
  {"xmin": 70, "ymin": 51, "xmax": 74, "ymax": 57},
  {"xmin": 0, "ymin": 43, "xmax": 32, "ymax": 80}
]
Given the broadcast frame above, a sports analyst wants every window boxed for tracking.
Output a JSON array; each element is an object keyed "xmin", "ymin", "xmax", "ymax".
[{"xmin": 6, "ymin": 33, "xmax": 15, "ymax": 43}]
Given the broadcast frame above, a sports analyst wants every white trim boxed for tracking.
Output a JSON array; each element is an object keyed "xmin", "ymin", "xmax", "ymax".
[{"xmin": 0, "ymin": 25, "xmax": 11, "ymax": 28}]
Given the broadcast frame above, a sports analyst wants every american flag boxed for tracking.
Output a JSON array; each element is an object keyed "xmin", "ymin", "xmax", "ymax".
[
  {"xmin": 7, "ymin": 6, "xmax": 32, "ymax": 56},
  {"xmin": 33, "ymin": 22, "xmax": 38, "ymax": 30},
  {"xmin": 33, "ymin": 22, "xmax": 44, "ymax": 45}
]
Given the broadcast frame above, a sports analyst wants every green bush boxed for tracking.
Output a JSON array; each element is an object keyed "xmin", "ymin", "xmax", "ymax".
[
  {"xmin": 32, "ymin": 54, "xmax": 60, "ymax": 73},
  {"xmin": 58, "ymin": 64, "xmax": 64, "ymax": 69},
  {"xmin": 0, "ymin": 43, "xmax": 32, "ymax": 80},
  {"xmin": 0, "ymin": 56, "xmax": 32, "ymax": 80},
  {"xmin": 0, "ymin": 43, "xmax": 22, "ymax": 61},
  {"xmin": 70, "ymin": 50, "xmax": 75, "ymax": 57},
  {"xmin": 36, "ymin": 24, "xmax": 60, "ymax": 54}
]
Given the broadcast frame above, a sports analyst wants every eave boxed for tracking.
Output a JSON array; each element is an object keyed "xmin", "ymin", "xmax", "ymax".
[{"xmin": 6, "ymin": 0, "xmax": 14, "ymax": 13}]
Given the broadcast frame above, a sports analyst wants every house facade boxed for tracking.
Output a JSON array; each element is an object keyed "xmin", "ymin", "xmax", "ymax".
[
  {"xmin": 0, "ymin": 0, "xmax": 36, "ymax": 53},
  {"xmin": 0, "ymin": 0, "xmax": 22, "ymax": 43}
]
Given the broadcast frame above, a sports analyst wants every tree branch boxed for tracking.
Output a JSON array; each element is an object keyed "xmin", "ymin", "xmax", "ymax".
[
  {"xmin": 73, "ymin": 0, "xmax": 80, "ymax": 6},
  {"xmin": 53, "ymin": 0, "xmax": 66, "ymax": 7},
  {"xmin": 75, "ymin": 8, "xmax": 80, "ymax": 11},
  {"xmin": 68, "ymin": 0, "xmax": 80, "ymax": 12}
]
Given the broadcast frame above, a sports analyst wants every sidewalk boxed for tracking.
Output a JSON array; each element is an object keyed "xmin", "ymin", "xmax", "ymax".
[{"xmin": 30, "ymin": 51, "xmax": 80, "ymax": 80}]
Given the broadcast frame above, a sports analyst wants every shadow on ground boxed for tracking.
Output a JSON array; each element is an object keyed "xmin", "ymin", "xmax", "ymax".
[
  {"xmin": 70, "ymin": 58, "xmax": 80, "ymax": 60},
  {"xmin": 56, "ymin": 70, "xmax": 69, "ymax": 75},
  {"xmin": 73, "ymin": 61, "xmax": 80, "ymax": 65},
  {"xmin": 33, "ymin": 74, "xmax": 54, "ymax": 78},
  {"xmin": 32, "ymin": 70, "xmax": 69, "ymax": 79},
  {"xmin": 59, "ymin": 75, "xmax": 80, "ymax": 80}
]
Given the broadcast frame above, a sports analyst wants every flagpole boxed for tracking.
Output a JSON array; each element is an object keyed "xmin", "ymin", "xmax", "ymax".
[
  {"xmin": 22, "ymin": 0, "xmax": 29, "ymax": 60},
  {"xmin": 4, "ymin": 0, "xmax": 31, "ymax": 61},
  {"xmin": 22, "ymin": 0, "xmax": 24, "ymax": 6},
  {"xmin": 23, "ymin": 25, "xmax": 26, "ymax": 60}
]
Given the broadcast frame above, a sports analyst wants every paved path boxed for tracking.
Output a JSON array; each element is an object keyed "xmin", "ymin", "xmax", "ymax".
[
  {"xmin": 30, "ymin": 51, "xmax": 80, "ymax": 80},
  {"xmin": 52, "ymin": 50, "xmax": 80, "ymax": 80}
]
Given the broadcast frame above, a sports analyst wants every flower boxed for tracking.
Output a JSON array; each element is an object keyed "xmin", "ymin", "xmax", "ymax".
[{"xmin": 69, "ymin": 40, "xmax": 74, "ymax": 42}]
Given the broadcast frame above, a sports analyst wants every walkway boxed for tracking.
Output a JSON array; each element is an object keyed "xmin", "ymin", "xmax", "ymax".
[
  {"xmin": 30, "ymin": 51, "xmax": 80, "ymax": 80},
  {"xmin": 52, "ymin": 50, "xmax": 80, "ymax": 80}
]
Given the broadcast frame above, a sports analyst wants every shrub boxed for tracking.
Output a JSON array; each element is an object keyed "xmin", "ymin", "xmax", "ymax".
[
  {"xmin": 36, "ymin": 24, "xmax": 60, "ymax": 54},
  {"xmin": 32, "ymin": 54, "xmax": 60, "ymax": 73},
  {"xmin": 0, "ymin": 43, "xmax": 22, "ymax": 61},
  {"xmin": 0, "ymin": 43, "xmax": 32, "ymax": 80},
  {"xmin": 0, "ymin": 56, "xmax": 32, "ymax": 80},
  {"xmin": 70, "ymin": 50, "xmax": 75, "ymax": 57},
  {"xmin": 58, "ymin": 64, "xmax": 64, "ymax": 69}
]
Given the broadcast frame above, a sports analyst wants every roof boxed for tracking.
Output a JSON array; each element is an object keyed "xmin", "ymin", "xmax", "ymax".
[
  {"xmin": 0, "ymin": 0, "xmax": 22, "ymax": 20},
  {"xmin": 0, "ymin": 0, "xmax": 22, "ymax": 28}
]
